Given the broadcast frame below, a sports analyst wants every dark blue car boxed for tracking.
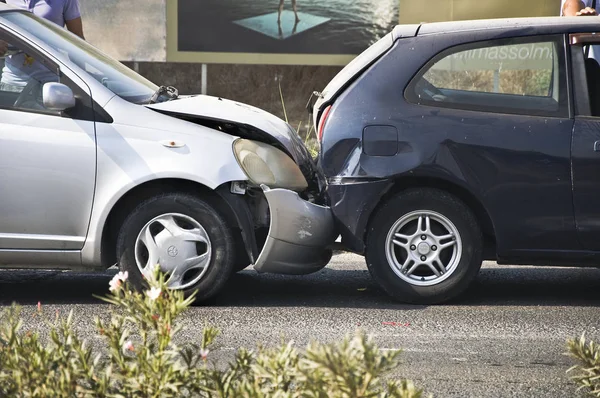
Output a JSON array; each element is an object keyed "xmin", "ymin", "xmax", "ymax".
[{"xmin": 311, "ymin": 16, "xmax": 600, "ymax": 304}]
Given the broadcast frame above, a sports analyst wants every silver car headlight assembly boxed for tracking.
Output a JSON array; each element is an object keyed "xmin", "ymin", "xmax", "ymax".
[{"xmin": 233, "ymin": 139, "xmax": 308, "ymax": 191}]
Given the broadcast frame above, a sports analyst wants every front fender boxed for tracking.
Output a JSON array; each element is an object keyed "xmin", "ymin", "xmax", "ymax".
[{"xmin": 81, "ymin": 122, "xmax": 248, "ymax": 266}]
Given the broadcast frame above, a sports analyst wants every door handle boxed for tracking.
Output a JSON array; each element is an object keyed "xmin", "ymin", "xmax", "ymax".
[{"xmin": 595, "ymin": 141, "xmax": 600, "ymax": 152}]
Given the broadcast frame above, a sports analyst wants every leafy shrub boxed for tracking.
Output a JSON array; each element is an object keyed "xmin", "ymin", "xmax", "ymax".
[
  {"xmin": 0, "ymin": 265, "xmax": 427, "ymax": 397},
  {"xmin": 567, "ymin": 334, "xmax": 600, "ymax": 397}
]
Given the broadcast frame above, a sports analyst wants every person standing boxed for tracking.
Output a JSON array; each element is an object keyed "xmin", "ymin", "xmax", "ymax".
[
  {"xmin": 561, "ymin": 0, "xmax": 599, "ymax": 61},
  {"xmin": 5, "ymin": 0, "xmax": 84, "ymax": 39},
  {"xmin": 0, "ymin": 0, "xmax": 85, "ymax": 93},
  {"xmin": 278, "ymin": 0, "xmax": 300, "ymax": 23},
  {"xmin": 562, "ymin": 0, "xmax": 597, "ymax": 17}
]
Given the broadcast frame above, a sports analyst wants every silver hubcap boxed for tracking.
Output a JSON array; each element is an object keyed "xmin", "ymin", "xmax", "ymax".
[
  {"xmin": 385, "ymin": 210, "xmax": 462, "ymax": 286},
  {"xmin": 134, "ymin": 213, "xmax": 212, "ymax": 290}
]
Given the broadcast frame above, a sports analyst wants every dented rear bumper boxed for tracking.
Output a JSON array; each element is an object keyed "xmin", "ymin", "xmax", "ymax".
[{"xmin": 253, "ymin": 185, "xmax": 336, "ymax": 275}]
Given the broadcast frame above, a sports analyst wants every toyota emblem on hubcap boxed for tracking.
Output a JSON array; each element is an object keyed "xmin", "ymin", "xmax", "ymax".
[{"xmin": 167, "ymin": 245, "xmax": 178, "ymax": 257}]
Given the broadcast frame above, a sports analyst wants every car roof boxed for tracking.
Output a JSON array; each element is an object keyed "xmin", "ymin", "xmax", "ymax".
[
  {"xmin": 0, "ymin": 3, "xmax": 18, "ymax": 12},
  {"xmin": 413, "ymin": 16, "xmax": 600, "ymax": 37}
]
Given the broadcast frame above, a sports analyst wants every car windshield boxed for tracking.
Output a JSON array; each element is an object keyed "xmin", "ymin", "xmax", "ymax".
[{"xmin": 0, "ymin": 11, "xmax": 162, "ymax": 104}]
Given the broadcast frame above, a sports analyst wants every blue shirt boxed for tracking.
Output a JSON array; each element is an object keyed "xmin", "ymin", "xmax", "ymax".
[
  {"xmin": 2, "ymin": 0, "xmax": 82, "ymax": 87},
  {"xmin": 5, "ymin": 0, "xmax": 81, "ymax": 27}
]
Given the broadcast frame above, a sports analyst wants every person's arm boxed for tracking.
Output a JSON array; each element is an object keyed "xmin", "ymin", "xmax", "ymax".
[
  {"xmin": 64, "ymin": 0, "xmax": 84, "ymax": 39},
  {"xmin": 563, "ymin": 0, "xmax": 597, "ymax": 16},
  {"xmin": 65, "ymin": 17, "xmax": 84, "ymax": 39}
]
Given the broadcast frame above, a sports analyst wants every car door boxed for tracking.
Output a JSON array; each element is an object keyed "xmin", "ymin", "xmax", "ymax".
[
  {"xmin": 0, "ymin": 31, "xmax": 96, "ymax": 252},
  {"xmin": 569, "ymin": 33, "xmax": 600, "ymax": 251},
  {"xmin": 404, "ymin": 34, "xmax": 579, "ymax": 256}
]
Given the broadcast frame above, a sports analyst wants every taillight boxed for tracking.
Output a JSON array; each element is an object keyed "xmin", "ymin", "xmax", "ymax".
[{"xmin": 317, "ymin": 105, "xmax": 332, "ymax": 141}]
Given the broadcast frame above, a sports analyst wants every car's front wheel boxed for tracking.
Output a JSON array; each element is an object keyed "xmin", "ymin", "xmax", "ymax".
[
  {"xmin": 365, "ymin": 188, "xmax": 483, "ymax": 304},
  {"xmin": 116, "ymin": 193, "xmax": 235, "ymax": 302}
]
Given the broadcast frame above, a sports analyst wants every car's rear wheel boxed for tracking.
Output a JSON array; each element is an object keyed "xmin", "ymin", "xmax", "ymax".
[
  {"xmin": 365, "ymin": 188, "xmax": 483, "ymax": 304},
  {"xmin": 116, "ymin": 193, "xmax": 235, "ymax": 302}
]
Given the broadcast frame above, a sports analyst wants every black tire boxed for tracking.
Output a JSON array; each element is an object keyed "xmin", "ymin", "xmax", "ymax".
[
  {"xmin": 116, "ymin": 193, "xmax": 235, "ymax": 302},
  {"xmin": 365, "ymin": 188, "xmax": 483, "ymax": 304}
]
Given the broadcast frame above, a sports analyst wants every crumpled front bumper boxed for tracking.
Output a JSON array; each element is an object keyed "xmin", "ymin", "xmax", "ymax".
[{"xmin": 253, "ymin": 185, "xmax": 336, "ymax": 275}]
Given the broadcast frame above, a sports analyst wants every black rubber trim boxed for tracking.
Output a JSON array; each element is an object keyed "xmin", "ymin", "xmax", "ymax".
[
  {"xmin": 570, "ymin": 44, "xmax": 592, "ymax": 116},
  {"xmin": 215, "ymin": 184, "xmax": 259, "ymax": 263}
]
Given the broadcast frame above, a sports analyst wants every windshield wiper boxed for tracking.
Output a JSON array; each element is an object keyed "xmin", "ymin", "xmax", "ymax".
[{"xmin": 149, "ymin": 85, "xmax": 179, "ymax": 104}]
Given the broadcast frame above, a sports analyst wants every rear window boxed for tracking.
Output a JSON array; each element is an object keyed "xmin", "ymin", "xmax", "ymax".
[
  {"xmin": 405, "ymin": 35, "xmax": 568, "ymax": 118},
  {"xmin": 321, "ymin": 32, "xmax": 394, "ymax": 100}
]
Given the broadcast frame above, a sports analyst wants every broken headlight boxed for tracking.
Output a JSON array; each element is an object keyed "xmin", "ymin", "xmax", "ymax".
[{"xmin": 233, "ymin": 139, "xmax": 308, "ymax": 191}]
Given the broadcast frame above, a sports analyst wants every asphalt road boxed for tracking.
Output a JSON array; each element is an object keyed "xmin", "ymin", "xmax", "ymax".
[{"xmin": 1, "ymin": 253, "xmax": 600, "ymax": 397}]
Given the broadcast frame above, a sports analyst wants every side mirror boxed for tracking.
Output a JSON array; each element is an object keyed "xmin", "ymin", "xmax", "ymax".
[{"xmin": 42, "ymin": 82, "xmax": 75, "ymax": 111}]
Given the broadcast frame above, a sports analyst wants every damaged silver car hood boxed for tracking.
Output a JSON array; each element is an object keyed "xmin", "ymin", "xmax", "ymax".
[{"xmin": 146, "ymin": 95, "xmax": 315, "ymax": 174}]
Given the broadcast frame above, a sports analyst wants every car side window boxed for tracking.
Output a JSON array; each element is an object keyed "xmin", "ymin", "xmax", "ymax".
[
  {"xmin": 406, "ymin": 36, "xmax": 567, "ymax": 118},
  {"xmin": 0, "ymin": 39, "xmax": 60, "ymax": 114}
]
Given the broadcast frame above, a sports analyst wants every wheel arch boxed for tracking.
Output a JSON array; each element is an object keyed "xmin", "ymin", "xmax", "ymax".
[
  {"xmin": 366, "ymin": 176, "xmax": 496, "ymax": 257},
  {"xmin": 99, "ymin": 178, "xmax": 247, "ymax": 269}
]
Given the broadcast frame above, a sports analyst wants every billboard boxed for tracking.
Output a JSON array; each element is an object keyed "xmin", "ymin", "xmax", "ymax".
[
  {"xmin": 166, "ymin": 0, "xmax": 399, "ymax": 65},
  {"xmin": 398, "ymin": 0, "xmax": 558, "ymax": 24},
  {"xmin": 78, "ymin": 0, "xmax": 560, "ymax": 65},
  {"xmin": 166, "ymin": 0, "xmax": 560, "ymax": 66}
]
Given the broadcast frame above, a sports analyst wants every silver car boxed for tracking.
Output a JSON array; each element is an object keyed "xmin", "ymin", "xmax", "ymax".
[{"xmin": 0, "ymin": 6, "xmax": 336, "ymax": 300}]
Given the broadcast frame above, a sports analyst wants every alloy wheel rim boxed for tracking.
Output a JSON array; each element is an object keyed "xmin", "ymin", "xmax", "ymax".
[
  {"xmin": 385, "ymin": 210, "xmax": 462, "ymax": 286},
  {"xmin": 134, "ymin": 212, "xmax": 212, "ymax": 290}
]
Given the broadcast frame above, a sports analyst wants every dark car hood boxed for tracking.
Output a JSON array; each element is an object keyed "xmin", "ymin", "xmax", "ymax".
[{"xmin": 146, "ymin": 95, "xmax": 317, "ymax": 182}]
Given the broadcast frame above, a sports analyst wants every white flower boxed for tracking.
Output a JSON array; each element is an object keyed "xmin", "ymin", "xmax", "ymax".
[
  {"xmin": 122, "ymin": 340, "xmax": 134, "ymax": 352},
  {"xmin": 108, "ymin": 276, "xmax": 121, "ymax": 292},
  {"xmin": 109, "ymin": 271, "xmax": 129, "ymax": 292},
  {"xmin": 200, "ymin": 348, "xmax": 209, "ymax": 360},
  {"xmin": 147, "ymin": 287, "xmax": 161, "ymax": 301}
]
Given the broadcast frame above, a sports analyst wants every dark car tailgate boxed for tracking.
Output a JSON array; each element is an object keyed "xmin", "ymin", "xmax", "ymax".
[{"xmin": 309, "ymin": 24, "xmax": 421, "ymax": 126}]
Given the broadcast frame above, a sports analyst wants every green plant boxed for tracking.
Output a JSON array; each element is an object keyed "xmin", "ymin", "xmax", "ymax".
[
  {"xmin": 279, "ymin": 81, "xmax": 319, "ymax": 160},
  {"xmin": 0, "ymin": 266, "xmax": 426, "ymax": 397},
  {"xmin": 567, "ymin": 333, "xmax": 600, "ymax": 397}
]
